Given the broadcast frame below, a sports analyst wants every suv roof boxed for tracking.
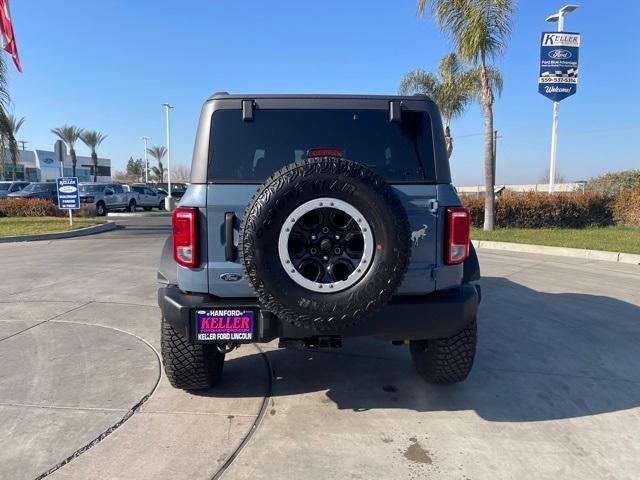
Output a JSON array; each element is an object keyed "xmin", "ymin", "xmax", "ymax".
[{"xmin": 207, "ymin": 92, "xmax": 433, "ymax": 101}]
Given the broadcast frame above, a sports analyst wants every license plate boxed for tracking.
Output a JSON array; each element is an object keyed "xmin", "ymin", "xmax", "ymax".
[{"xmin": 194, "ymin": 308, "xmax": 255, "ymax": 342}]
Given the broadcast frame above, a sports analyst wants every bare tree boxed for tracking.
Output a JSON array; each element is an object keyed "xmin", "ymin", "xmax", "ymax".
[
  {"xmin": 540, "ymin": 168, "xmax": 566, "ymax": 185},
  {"xmin": 171, "ymin": 164, "xmax": 191, "ymax": 182}
]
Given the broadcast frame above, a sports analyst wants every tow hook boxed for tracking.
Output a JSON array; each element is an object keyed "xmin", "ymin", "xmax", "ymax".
[{"xmin": 217, "ymin": 342, "xmax": 239, "ymax": 354}]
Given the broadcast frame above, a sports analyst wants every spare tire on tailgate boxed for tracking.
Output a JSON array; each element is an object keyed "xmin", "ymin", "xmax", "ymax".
[{"xmin": 240, "ymin": 156, "xmax": 410, "ymax": 331}]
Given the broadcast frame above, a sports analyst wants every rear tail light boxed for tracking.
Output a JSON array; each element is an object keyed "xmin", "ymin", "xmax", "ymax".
[
  {"xmin": 173, "ymin": 207, "xmax": 198, "ymax": 268},
  {"xmin": 446, "ymin": 207, "xmax": 470, "ymax": 265}
]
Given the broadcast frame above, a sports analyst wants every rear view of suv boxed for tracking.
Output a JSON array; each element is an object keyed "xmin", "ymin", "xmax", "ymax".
[{"xmin": 158, "ymin": 93, "xmax": 480, "ymax": 390}]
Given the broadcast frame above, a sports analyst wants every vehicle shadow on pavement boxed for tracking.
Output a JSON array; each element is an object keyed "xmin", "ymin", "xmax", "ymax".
[{"xmin": 201, "ymin": 277, "xmax": 640, "ymax": 422}]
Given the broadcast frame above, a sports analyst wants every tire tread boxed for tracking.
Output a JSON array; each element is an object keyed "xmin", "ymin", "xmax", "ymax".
[
  {"xmin": 410, "ymin": 318, "xmax": 477, "ymax": 384},
  {"xmin": 161, "ymin": 316, "xmax": 224, "ymax": 390}
]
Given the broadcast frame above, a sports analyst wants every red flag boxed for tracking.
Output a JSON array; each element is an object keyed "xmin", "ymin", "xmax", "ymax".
[{"xmin": 0, "ymin": 0, "xmax": 20, "ymax": 72}]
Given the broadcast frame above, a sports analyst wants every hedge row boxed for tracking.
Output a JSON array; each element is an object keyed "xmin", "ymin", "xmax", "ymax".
[
  {"xmin": 612, "ymin": 186, "xmax": 640, "ymax": 227},
  {"xmin": 0, "ymin": 198, "xmax": 96, "ymax": 218},
  {"xmin": 461, "ymin": 192, "xmax": 615, "ymax": 228},
  {"xmin": 586, "ymin": 170, "xmax": 640, "ymax": 196}
]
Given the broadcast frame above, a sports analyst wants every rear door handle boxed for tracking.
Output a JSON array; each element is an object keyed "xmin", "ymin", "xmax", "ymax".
[{"xmin": 225, "ymin": 212, "xmax": 236, "ymax": 261}]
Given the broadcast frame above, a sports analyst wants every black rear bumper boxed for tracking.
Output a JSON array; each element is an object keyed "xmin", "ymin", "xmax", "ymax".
[{"xmin": 158, "ymin": 283, "xmax": 480, "ymax": 343}]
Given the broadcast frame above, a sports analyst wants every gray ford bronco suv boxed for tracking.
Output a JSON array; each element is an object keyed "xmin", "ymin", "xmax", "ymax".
[{"xmin": 158, "ymin": 93, "xmax": 480, "ymax": 390}]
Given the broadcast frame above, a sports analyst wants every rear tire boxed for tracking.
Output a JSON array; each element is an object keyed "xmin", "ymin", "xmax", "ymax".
[
  {"xmin": 161, "ymin": 316, "xmax": 225, "ymax": 390},
  {"xmin": 409, "ymin": 317, "xmax": 477, "ymax": 384},
  {"xmin": 128, "ymin": 200, "xmax": 137, "ymax": 212}
]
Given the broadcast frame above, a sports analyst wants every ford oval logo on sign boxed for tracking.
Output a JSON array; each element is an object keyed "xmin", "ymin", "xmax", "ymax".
[
  {"xmin": 548, "ymin": 49, "xmax": 572, "ymax": 60},
  {"xmin": 42, "ymin": 157, "xmax": 54, "ymax": 165},
  {"xmin": 59, "ymin": 185, "xmax": 77, "ymax": 194},
  {"xmin": 220, "ymin": 273, "xmax": 243, "ymax": 282}
]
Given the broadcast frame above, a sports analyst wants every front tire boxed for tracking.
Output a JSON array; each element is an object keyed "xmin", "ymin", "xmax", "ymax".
[
  {"xmin": 128, "ymin": 200, "xmax": 137, "ymax": 212},
  {"xmin": 409, "ymin": 317, "xmax": 477, "ymax": 384},
  {"xmin": 158, "ymin": 200, "xmax": 165, "ymax": 211},
  {"xmin": 161, "ymin": 316, "xmax": 225, "ymax": 390},
  {"xmin": 96, "ymin": 201, "xmax": 107, "ymax": 217}
]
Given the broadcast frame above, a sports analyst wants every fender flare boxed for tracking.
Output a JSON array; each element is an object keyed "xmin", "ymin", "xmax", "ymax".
[
  {"xmin": 462, "ymin": 243, "xmax": 480, "ymax": 283},
  {"xmin": 157, "ymin": 236, "xmax": 178, "ymax": 286}
]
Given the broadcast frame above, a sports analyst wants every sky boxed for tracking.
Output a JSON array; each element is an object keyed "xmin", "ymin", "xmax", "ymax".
[{"xmin": 6, "ymin": 0, "xmax": 640, "ymax": 185}]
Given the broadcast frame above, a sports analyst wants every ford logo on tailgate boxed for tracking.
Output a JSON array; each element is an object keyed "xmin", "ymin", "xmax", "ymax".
[{"xmin": 220, "ymin": 273, "xmax": 243, "ymax": 282}]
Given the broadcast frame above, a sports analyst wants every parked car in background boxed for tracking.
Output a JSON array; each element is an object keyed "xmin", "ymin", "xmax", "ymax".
[
  {"xmin": 129, "ymin": 184, "xmax": 167, "ymax": 211},
  {"xmin": 0, "ymin": 181, "xmax": 30, "ymax": 199},
  {"xmin": 79, "ymin": 183, "xmax": 136, "ymax": 216},
  {"xmin": 156, "ymin": 182, "xmax": 188, "ymax": 200},
  {"xmin": 7, "ymin": 182, "xmax": 57, "ymax": 202}
]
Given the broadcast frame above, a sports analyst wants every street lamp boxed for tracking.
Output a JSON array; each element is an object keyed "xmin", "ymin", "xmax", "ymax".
[
  {"xmin": 545, "ymin": 4, "xmax": 579, "ymax": 194},
  {"xmin": 545, "ymin": 4, "xmax": 578, "ymax": 30},
  {"xmin": 141, "ymin": 136, "xmax": 150, "ymax": 184},
  {"xmin": 162, "ymin": 102, "xmax": 174, "ymax": 210}
]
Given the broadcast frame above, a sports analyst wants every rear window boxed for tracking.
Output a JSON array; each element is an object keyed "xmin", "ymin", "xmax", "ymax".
[
  {"xmin": 79, "ymin": 184, "xmax": 105, "ymax": 193},
  {"xmin": 208, "ymin": 109, "xmax": 434, "ymax": 182}
]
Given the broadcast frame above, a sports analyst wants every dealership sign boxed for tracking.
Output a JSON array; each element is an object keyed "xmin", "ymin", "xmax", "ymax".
[
  {"xmin": 539, "ymin": 32, "xmax": 580, "ymax": 102},
  {"xmin": 56, "ymin": 177, "xmax": 80, "ymax": 210}
]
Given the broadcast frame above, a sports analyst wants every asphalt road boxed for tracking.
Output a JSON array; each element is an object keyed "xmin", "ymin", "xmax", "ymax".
[{"xmin": 0, "ymin": 215, "xmax": 638, "ymax": 479}]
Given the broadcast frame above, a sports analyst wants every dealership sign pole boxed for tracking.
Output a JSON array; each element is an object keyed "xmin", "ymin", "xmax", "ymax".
[
  {"xmin": 56, "ymin": 177, "xmax": 80, "ymax": 226},
  {"xmin": 540, "ymin": 5, "xmax": 579, "ymax": 193}
]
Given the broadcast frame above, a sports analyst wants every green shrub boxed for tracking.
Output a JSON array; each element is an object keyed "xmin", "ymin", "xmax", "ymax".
[
  {"xmin": 612, "ymin": 186, "xmax": 640, "ymax": 227},
  {"xmin": 461, "ymin": 192, "xmax": 613, "ymax": 228},
  {"xmin": 0, "ymin": 199, "xmax": 96, "ymax": 218},
  {"xmin": 586, "ymin": 170, "xmax": 640, "ymax": 196}
]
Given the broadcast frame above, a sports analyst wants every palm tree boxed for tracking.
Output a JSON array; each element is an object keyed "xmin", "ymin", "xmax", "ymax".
[
  {"xmin": 79, "ymin": 130, "xmax": 107, "ymax": 182},
  {"xmin": 399, "ymin": 53, "xmax": 502, "ymax": 158},
  {"xmin": 400, "ymin": 53, "xmax": 477, "ymax": 157},
  {"xmin": 150, "ymin": 166, "xmax": 163, "ymax": 182},
  {"xmin": 147, "ymin": 146, "xmax": 167, "ymax": 182},
  {"xmin": 418, "ymin": 0, "xmax": 514, "ymax": 231},
  {"xmin": 2, "ymin": 114, "xmax": 23, "ymax": 180},
  {"xmin": 51, "ymin": 125, "xmax": 84, "ymax": 177},
  {"xmin": 0, "ymin": 55, "xmax": 18, "ymax": 180}
]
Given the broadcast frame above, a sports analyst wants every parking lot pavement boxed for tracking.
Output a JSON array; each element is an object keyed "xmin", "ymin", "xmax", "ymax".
[
  {"xmin": 0, "ymin": 217, "xmax": 267, "ymax": 480},
  {"xmin": 221, "ymin": 251, "xmax": 640, "ymax": 480},
  {"xmin": 1, "ymin": 215, "xmax": 639, "ymax": 479}
]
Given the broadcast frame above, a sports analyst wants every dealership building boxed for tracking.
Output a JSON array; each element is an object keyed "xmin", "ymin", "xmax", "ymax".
[{"xmin": 1, "ymin": 149, "xmax": 112, "ymax": 182}]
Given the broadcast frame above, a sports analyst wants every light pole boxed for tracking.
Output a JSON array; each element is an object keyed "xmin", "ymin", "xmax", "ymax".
[
  {"xmin": 141, "ymin": 136, "xmax": 150, "ymax": 183},
  {"xmin": 545, "ymin": 4, "xmax": 578, "ymax": 193},
  {"xmin": 162, "ymin": 102, "xmax": 174, "ymax": 210}
]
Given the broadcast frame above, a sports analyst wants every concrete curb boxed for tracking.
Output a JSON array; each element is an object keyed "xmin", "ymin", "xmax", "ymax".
[
  {"xmin": 0, "ymin": 221, "xmax": 117, "ymax": 243},
  {"xmin": 472, "ymin": 239, "xmax": 640, "ymax": 266}
]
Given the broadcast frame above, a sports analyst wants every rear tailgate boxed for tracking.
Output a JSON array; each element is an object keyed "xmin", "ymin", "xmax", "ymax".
[
  {"xmin": 206, "ymin": 183, "xmax": 437, "ymax": 297},
  {"xmin": 206, "ymin": 184, "xmax": 257, "ymax": 297},
  {"xmin": 392, "ymin": 184, "xmax": 437, "ymax": 295}
]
